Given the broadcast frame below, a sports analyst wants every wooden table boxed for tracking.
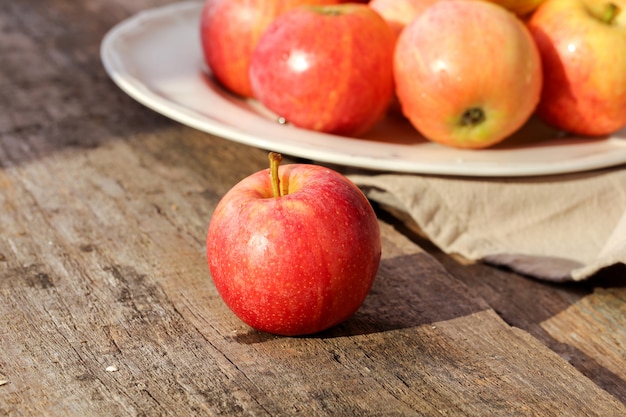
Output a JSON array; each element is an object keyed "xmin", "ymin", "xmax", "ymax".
[{"xmin": 2, "ymin": 0, "xmax": 625, "ymax": 415}]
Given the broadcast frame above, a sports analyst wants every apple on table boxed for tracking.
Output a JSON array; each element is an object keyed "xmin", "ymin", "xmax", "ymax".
[
  {"xmin": 527, "ymin": 0, "xmax": 626, "ymax": 136},
  {"xmin": 393, "ymin": 0, "xmax": 543, "ymax": 149},
  {"xmin": 206, "ymin": 153, "xmax": 381, "ymax": 336}
]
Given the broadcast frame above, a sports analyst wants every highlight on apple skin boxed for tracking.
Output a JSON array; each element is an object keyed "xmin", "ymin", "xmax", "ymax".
[{"xmin": 199, "ymin": 0, "xmax": 340, "ymax": 98}]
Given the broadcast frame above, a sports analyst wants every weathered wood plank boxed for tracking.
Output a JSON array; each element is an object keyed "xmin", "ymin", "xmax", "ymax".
[
  {"xmin": 2, "ymin": 133, "xmax": 625, "ymax": 415},
  {"xmin": 541, "ymin": 287, "xmax": 626, "ymax": 392},
  {"xmin": 378, "ymin": 204, "xmax": 626, "ymax": 404}
]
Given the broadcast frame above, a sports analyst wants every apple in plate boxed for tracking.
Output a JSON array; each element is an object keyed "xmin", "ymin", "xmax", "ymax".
[
  {"xmin": 369, "ymin": 0, "xmax": 441, "ymax": 39},
  {"xmin": 527, "ymin": 0, "xmax": 626, "ymax": 136},
  {"xmin": 393, "ymin": 0, "xmax": 543, "ymax": 149},
  {"xmin": 199, "ymin": 0, "xmax": 339, "ymax": 98},
  {"xmin": 481, "ymin": 0, "xmax": 545, "ymax": 16},
  {"xmin": 206, "ymin": 153, "xmax": 381, "ymax": 336},
  {"xmin": 249, "ymin": 3, "xmax": 395, "ymax": 136}
]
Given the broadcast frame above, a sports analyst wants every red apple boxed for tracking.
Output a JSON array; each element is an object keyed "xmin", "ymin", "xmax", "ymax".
[
  {"xmin": 199, "ymin": 0, "xmax": 339, "ymax": 98},
  {"xmin": 369, "ymin": 0, "xmax": 442, "ymax": 40},
  {"xmin": 394, "ymin": 0, "xmax": 543, "ymax": 149},
  {"xmin": 249, "ymin": 4, "xmax": 395, "ymax": 136},
  {"xmin": 527, "ymin": 0, "xmax": 626, "ymax": 136},
  {"xmin": 206, "ymin": 153, "xmax": 381, "ymax": 336}
]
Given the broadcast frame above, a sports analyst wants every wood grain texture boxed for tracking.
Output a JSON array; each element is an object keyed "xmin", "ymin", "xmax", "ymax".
[
  {"xmin": 381, "ymin": 206, "xmax": 626, "ymax": 405},
  {"xmin": 1, "ymin": 0, "xmax": 625, "ymax": 415}
]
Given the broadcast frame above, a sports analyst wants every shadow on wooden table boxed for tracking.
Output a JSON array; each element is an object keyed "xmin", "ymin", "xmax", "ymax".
[
  {"xmin": 337, "ymin": 252, "xmax": 492, "ymax": 335},
  {"xmin": 392, "ymin": 215, "xmax": 626, "ymax": 404},
  {"xmin": 233, "ymin": 249, "xmax": 492, "ymax": 345}
]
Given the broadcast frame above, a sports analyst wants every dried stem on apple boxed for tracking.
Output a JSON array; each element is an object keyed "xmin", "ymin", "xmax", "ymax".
[
  {"xmin": 603, "ymin": 3, "xmax": 621, "ymax": 24},
  {"xmin": 268, "ymin": 152, "xmax": 283, "ymax": 198}
]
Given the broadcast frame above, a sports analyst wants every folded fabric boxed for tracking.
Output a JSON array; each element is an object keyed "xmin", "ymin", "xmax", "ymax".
[{"xmin": 349, "ymin": 166, "xmax": 626, "ymax": 281}]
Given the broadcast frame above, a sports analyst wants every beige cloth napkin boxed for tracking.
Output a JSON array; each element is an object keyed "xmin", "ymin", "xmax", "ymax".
[{"xmin": 349, "ymin": 166, "xmax": 626, "ymax": 281}]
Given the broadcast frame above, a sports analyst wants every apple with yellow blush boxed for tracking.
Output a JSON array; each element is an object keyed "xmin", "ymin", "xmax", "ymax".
[
  {"xmin": 394, "ymin": 0, "xmax": 543, "ymax": 149},
  {"xmin": 527, "ymin": 0, "xmax": 626, "ymax": 136}
]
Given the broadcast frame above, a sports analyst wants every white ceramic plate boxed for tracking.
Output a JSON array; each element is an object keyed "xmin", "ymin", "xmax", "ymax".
[{"xmin": 100, "ymin": 1, "xmax": 626, "ymax": 177}]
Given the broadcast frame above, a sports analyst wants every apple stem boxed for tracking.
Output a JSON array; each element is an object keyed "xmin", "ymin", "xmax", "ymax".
[
  {"xmin": 269, "ymin": 152, "xmax": 283, "ymax": 198},
  {"xmin": 603, "ymin": 3, "xmax": 621, "ymax": 24},
  {"xmin": 460, "ymin": 107, "xmax": 486, "ymax": 127}
]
